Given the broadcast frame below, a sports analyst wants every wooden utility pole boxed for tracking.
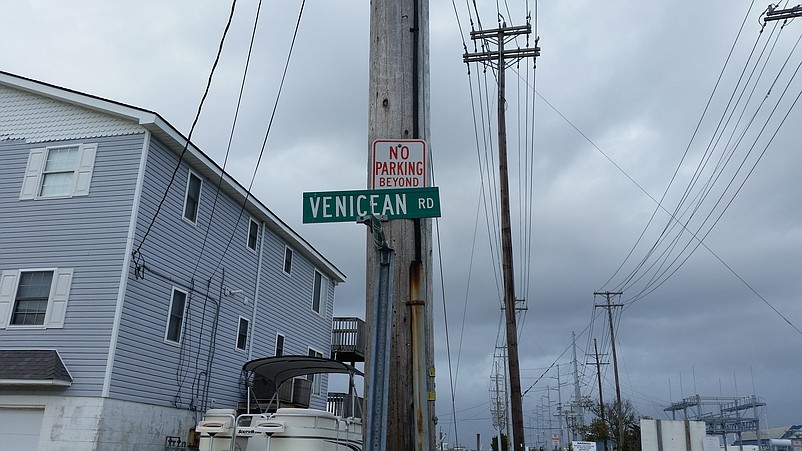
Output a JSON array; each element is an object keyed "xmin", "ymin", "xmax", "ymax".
[
  {"xmin": 464, "ymin": 20, "xmax": 539, "ymax": 451},
  {"xmin": 366, "ymin": 0, "xmax": 435, "ymax": 450},
  {"xmin": 572, "ymin": 331, "xmax": 585, "ymax": 436},
  {"xmin": 591, "ymin": 339, "xmax": 609, "ymax": 451},
  {"xmin": 594, "ymin": 291, "xmax": 624, "ymax": 451}
]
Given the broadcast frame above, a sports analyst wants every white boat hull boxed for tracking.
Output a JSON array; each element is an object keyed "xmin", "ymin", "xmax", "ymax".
[{"xmin": 198, "ymin": 408, "xmax": 362, "ymax": 451}]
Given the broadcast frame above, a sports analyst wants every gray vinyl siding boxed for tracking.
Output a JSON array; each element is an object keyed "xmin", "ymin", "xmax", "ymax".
[
  {"xmin": 1, "ymin": 75, "xmax": 342, "ymax": 437},
  {"xmin": 109, "ymin": 134, "xmax": 336, "ymax": 410},
  {"xmin": 0, "ymin": 134, "xmax": 146, "ymax": 396},
  {"xmin": 256, "ymin": 232, "xmax": 335, "ymax": 408},
  {"xmin": 110, "ymin": 139, "xmax": 258, "ymax": 408}
]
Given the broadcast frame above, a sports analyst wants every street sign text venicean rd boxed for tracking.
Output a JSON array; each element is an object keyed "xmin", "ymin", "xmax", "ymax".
[{"xmin": 303, "ymin": 187, "xmax": 440, "ymax": 223}]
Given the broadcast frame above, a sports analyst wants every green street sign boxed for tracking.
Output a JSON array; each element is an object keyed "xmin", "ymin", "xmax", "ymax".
[{"xmin": 303, "ymin": 187, "xmax": 441, "ymax": 223}]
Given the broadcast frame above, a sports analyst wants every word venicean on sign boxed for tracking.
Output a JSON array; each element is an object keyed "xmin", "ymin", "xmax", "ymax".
[
  {"xmin": 308, "ymin": 192, "xmax": 408, "ymax": 219},
  {"xmin": 302, "ymin": 188, "xmax": 441, "ymax": 223}
]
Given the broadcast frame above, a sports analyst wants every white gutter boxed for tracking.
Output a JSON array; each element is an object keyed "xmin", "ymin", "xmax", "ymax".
[
  {"xmin": 0, "ymin": 380, "xmax": 72, "ymax": 387},
  {"xmin": 248, "ymin": 221, "xmax": 267, "ymax": 360}
]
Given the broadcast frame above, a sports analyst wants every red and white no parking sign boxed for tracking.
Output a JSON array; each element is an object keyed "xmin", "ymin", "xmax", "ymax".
[{"xmin": 372, "ymin": 139, "xmax": 427, "ymax": 189}]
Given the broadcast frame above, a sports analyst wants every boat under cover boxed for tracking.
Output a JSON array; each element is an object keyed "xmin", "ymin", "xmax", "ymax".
[{"xmin": 196, "ymin": 355, "xmax": 363, "ymax": 451}]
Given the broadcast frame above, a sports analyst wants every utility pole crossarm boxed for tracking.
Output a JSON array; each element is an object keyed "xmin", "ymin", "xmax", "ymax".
[
  {"xmin": 463, "ymin": 47, "xmax": 541, "ymax": 66},
  {"xmin": 764, "ymin": 5, "xmax": 802, "ymax": 22},
  {"xmin": 463, "ymin": 22, "xmax": 541, "ymax": 69},
  {"xmin": 470, "ymin": 24, "xmax": 531, "ymax": 39}
]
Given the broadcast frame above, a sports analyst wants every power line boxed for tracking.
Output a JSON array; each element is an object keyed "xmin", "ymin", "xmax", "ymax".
[
  {"xmin": 134, "ymin": 0, "xmax": 238, "ymax": 257},
  {"xmin": 191, "ymin": 0, "xmax": 266, "ymax": 282},
  {"xmin": 208, "ymin": 0, "xmax": 308, "ymax": 278}
]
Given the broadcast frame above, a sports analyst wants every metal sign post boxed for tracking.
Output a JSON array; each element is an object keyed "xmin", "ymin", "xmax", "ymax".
[{"xmin": 361, "ymin": 215, "xmax": 394, "ymax": 451}]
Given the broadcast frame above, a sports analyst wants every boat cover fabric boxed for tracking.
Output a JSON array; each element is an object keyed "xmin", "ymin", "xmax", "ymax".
[{"xmin": 243, "ymin": 355, "xmax": 362, "ymax": 387}]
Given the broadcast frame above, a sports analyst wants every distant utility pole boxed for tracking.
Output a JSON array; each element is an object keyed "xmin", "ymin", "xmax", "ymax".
[
  {"xmin": 366, "ymin": 0, "xmax": 435, "ymax": 450},
  {"xmin": 556, "ymin": 366, "xmax": 565, "ymax": 447},
  {"xmin": 572, "ymin": 331, "xmax": 585, "ymax": 436},
  {"xmin": 591, "ymin": 339, "xmax": 609, "ymax": 451},
  {"xmin": 464, "ymin": 18, "xmax": 540, "ymax": 451},
  {"xmin": 594, "ymin": 291, "xmax": 624, "ymax": 451}
]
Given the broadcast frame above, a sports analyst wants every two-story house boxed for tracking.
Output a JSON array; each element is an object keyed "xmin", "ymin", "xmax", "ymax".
[{"xmin": 0, "ymin": 71, "xmax": 346, "ymax": 450}]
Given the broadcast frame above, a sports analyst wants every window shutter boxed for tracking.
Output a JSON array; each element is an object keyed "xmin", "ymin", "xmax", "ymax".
[
  {"xmin": 19, "ymin": 148, "xmax": 46, "ymax": 200},
  {"xmin": 73, "ymin": 144, "xmax": 97, "ymax": 196},
  {"xmin": 0, "ymin": 270, "xmax": 19, "ymax": 329},
  {"xmin": 46, "ymin": 268, "xmax": 73, "ymax": 328}
]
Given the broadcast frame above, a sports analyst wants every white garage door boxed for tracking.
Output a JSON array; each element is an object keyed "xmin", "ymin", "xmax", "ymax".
[{"xmin": 0, "ymin": 407, "xmax": 44, "ymax": 451}]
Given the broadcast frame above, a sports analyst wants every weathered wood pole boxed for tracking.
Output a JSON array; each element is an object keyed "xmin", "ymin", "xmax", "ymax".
[{"xmin": 365, "ymin": 0, "xmax": 434, "ymax": 449}]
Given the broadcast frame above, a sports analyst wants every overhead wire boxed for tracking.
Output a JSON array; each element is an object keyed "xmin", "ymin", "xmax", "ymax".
[
  {"xmin": 483, "ymin": 2, "xmax": 802, "ymax": 336},
  {"xmin": 472, "ymin": 64, "xmax": 505, "ymax": 299},
  {"xmin": 191, "ymin": 0, "xmax": 265, "ymax": 282},
  {"xmin": 133, "ymin": 0, "xmax": 238, "ymax": 258},
  {"xmin": 442, "ymin": 0, "xmax": 495, "ymax": 443},
  {"xmin": 454, "ymin": 188, "xmax": 488, "ymax": 385},
  {"xmin": 601, "ymin": 0, "xmax": 758, "ymax": 291},
  {"xmin": 623, "ymin": 19, "xmax": 802, "ymax": 311},
  {"xmin": 625, "ymin": 53, "xmax": 802, "ymax": 334},
  {"xmin": 612, "ymin": 8, "xmax": 778, "ymax": 296},
  {"xmin": 208, "ymin": 0, "xmax": 307, "ymax": 278},
  {"xmin": 429, "ymin": 140, "xmax": 463, "ymax": 447},
  {"xmin": 522, "ymin": 36, "xmax": 538, "ymax": 314},
  {"xmin": 604, "ymin": 4, "xmax": 802, "ymax": 322}
]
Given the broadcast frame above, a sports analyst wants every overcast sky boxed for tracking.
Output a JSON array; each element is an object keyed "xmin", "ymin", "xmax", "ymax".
[{"xmin": 3, "ymin": 0, "xmax": 801, "ymax": 449}]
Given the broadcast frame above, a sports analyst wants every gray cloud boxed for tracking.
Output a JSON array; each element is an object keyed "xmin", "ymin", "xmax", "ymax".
[{"xmin": 3, "ymin": 0, "xmax": 800, "ymax": 448}]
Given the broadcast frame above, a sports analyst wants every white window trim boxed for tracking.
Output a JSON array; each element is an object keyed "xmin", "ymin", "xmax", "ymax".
[
  {"xmin": 236, "ymin": 316, "xmax": 250, "ymax": 352},
  {"xmin": 282, "ymin": 246, "xmax": 293, "ymax": 276},
  {"xmin": 164, "ymin": 287, "xmax": 188, "ymax": 345},
  {"xmin": 182, "ymin": 170, "xmax": 202, "ymax": 225},
  {"xmin": 19, "ymin": 144, "xmax": 97, "ymax": 200},
  {"xmin": 246, "ymin": 218, "xmax": 259, "ymax": 252},
  {"xmin": 275, "ymin": 332, "xmax": 285, "ymax": 357},
  {"xmin": 0, "ymin": 268, "xmax": 73, "ymax": 330},
  {"xmin": 311, "ymin": 270, "xmax": 327, "ymax": 316}
]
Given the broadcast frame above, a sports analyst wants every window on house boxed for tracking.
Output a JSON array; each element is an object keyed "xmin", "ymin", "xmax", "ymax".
[
  {"xmin": 275, "ymin": 334, "xmax": 285, "ymax": 357},
  {"xmin": 307, "ymin": 349, "xmax": 323, "ymax": 394},
  {"xmin": 165, "ymin": 288, "xmax": 187, "ymax": 343},
  {"xmin": 40, "ymin": 147, "xmax": 79, "ymax": 197},
  {"xmin": 183, "ymin": 172, "xmax": 202, "ymax": 223},
  {"xmin": 19, "ymin": 144, "xmax": 97, "ymax": 200},
  {"xmin": 311, "ymin": 270, "xmax": 326, "ymax": 315},
  {"xmin": 283, "ymin": 247, "xmax": 293, "ymax": 275},
  {"xmin": 0, "ymin": 268, "xmax": 73, "ymax": 329},
  {"xmin": 236, "ymin": 317, "xmax": 250, "ymax": 351},
  {"xmin": 247, "ymin": 219, "xmax": 259, "ymax": 251},
  {"xmin": 11, "ymin": 271, "xmax": 53, "ymax": 326}
]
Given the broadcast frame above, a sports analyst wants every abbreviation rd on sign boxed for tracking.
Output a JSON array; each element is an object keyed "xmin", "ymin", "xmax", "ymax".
[
  {"xmin": 303, "ymin": 187, "xmax": 441, "ymax": 223},
  {"xmin": 372, "ymin": 139, "xmax": 426, "ymax": 189}
]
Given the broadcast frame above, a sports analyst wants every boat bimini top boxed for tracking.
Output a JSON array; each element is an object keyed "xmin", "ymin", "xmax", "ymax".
[
  {"xmin": 243, "ymin": 355, "xmax": 362, "ymax": 388},
  {"xmin": 242, "ymin": 355, "xmax": 363, "ymax": 416}
]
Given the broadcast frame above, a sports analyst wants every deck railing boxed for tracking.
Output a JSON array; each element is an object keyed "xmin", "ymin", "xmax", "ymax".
[
  {"xmin": 327, "ymin": 392, "xmax": 364, "ymax": 419},
  {"xmin": 330, "ymin": 317, "xmax": 366, "ymax": 363}
]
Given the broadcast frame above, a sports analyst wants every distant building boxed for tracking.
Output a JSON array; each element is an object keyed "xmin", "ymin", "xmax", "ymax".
[{"xmin": 0, "ymin": 71, "xmax": 345, "ymax": 450}]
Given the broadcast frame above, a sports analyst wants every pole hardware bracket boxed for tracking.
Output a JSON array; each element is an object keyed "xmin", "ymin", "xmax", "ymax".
[{"xmin": 358, "ymin": 214, "xmax": 391, "ymax": 251}]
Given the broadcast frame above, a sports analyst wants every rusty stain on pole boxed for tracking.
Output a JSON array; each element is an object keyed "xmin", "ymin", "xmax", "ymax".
[{"xmin": 409, "ymin": 261, "xmax": 430, "ymax": 451}]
